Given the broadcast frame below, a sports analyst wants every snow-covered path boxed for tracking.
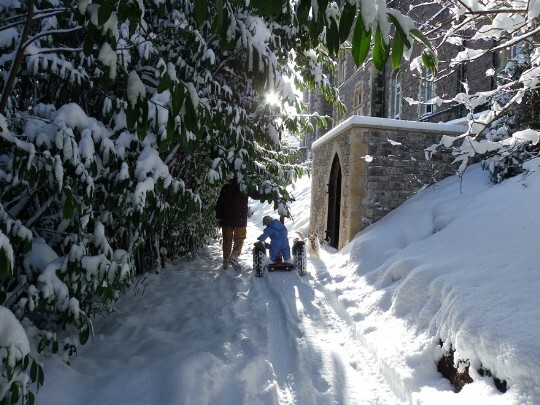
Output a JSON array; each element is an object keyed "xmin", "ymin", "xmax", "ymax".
[
  {"xmin": 38, "ymin": 169, "xmax": 540, "ymax": 404},
  {"xmin": 38, "ymin": 218, "xmax": 403, "ymax": 404},
  {"xmin": 240, "ymin": 241, "xmax": 404, "ymax": 404}
]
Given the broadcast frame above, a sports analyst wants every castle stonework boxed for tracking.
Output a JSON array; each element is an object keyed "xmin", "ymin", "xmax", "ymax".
[
  {"xmin": 306, "ymin": 1, "xmax": 499, "ymax": 251},
  {"xmin": 310, "ymin": 116, "xmax": 466, "ymax": 250}
]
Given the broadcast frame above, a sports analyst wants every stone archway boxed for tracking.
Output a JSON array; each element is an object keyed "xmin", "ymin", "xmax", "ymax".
[{"xmin": 326, "ymin": 154, "xmax": 342, "ymax": 248}]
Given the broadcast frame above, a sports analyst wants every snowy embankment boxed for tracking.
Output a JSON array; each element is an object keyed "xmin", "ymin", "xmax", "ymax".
[
  {"xmin": 314, "ymin": 164, "xmax": 540, "ymax": 404},
  {"xmin": 38, "ymin": 164, "xmax": 540, "ymax": 404}
]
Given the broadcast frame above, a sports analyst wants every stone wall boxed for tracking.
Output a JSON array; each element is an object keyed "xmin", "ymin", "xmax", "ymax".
[
  {"xmin": 332, "ymin": 2, "xmax": 497, "ymax": 126},
  {"xmin": 310, "ymin": 116, "xmax": 466, "ymax": 250},
  {"xmin": 302, "ymin": 85, "xmax": 334, "ymax": 161}
]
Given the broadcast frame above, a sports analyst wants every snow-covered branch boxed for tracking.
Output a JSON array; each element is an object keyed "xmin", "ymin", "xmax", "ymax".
[{"xmin": 23, "ymin": 27, "xmax": 83, "ymax": 49}]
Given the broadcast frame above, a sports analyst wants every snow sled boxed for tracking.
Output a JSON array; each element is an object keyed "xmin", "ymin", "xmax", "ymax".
[{"xmin": 252, "ymin": 238, "xmax": 306, "ymax": 277}]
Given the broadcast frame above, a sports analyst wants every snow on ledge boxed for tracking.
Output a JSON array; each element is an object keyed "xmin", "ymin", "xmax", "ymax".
[{"xmin": 312, "ymin": 115, "xmax": 467, "ymax": 150}]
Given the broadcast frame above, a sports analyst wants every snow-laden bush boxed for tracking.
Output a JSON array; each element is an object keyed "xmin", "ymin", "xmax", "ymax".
[
  {"xmin": 0, "ymin": 306, "xmax": 44, "ymax": 405},
  {"xmin": 424, "ymin": 0, "xmax": 540, "ymax": 182},
  {"xmin": 0, "ymin": 0, "xmax": 436, "ymax": 402}
]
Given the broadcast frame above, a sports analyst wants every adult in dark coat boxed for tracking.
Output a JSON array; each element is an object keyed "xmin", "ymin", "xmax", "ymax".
[{"xmin": 215, "ymin": 178, "xmax": 253, "ymax": 269}]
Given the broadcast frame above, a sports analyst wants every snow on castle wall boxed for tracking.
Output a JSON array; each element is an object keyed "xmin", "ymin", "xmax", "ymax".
[{"xmin": 310, "ymin": 116, "xmax": 466, "ymax": 250}]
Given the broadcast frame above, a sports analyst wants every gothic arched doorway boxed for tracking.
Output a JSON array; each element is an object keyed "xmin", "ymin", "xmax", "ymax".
[{"xmin": 326, "ymin": 154, "xmax": 342, "ymax": 248}]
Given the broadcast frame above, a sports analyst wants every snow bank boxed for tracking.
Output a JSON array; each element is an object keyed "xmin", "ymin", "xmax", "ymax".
[{"xmin": 327, "ymin": 164, "xmax": 540, "ymax": 402}]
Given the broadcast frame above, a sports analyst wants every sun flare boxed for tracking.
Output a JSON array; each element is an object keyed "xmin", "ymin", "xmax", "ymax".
[{"xmin": 265, "ymin": 92, "xmax": 280, "ymax": 105}]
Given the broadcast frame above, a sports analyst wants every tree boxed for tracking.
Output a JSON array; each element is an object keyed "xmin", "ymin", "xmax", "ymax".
[
  {"xmin": 0, "ymin": 0, "xmax": 435, "ymax": 401},
  {"xmin": 421, "ymin": 0, "xmax": 540, "ymax": 182}
]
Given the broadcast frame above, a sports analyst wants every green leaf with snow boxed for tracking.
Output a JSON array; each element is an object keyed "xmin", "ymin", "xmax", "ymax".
[
  {"xmin": 296, "ymin": 0, "xmax": 311, "ymax": 25},
  {"xmin": 339, "ymin": 3, "xmax": 356, "ymax": 43},
  {"xmin": 37, "ymin": 362, "xmax": 44, "ymax": 386},
  {"xmin": 352, "ymin": 15, "xmax": 371, "ymax": 67},
  {"xmin": 183, "ymin": 92, "xmax": 198, "ymax": 133},
  {"xmin": 83, "ymin": 36, "xmax": 93, "ymax": 56},
  {"xmin": 97, "ymin": 0, "xmax": 115, "ymax": 26},
  {"xmin": 387, "ymin": 13, "xmax": 411, "ymax": 49},
  {"xmin": 372, "ymin": 25, "xmax": 389, "ymax": 71},
  {"xmin": 194, "ymin": 0, "xmax": 208, "ymax": 26},
  {"xmin": 0, "ymin": 247, "xmax": 12, "ymax": 278},
  {"xmin": 30, "ymin": 359, "xmax": 38, "ymax": 382},
  {"xmin": 391, "ymin": 30, "xmax": 404, "ymax": 72},
  {"xmin": 157, "ymin": 73, "xmax": 173, "ymax": 94},
  {"xmin": 326, "ymin": 16, "xmax": 339, "ymax": 56},
  {"xmin": 171, "ymin": 83, "xmax": 185, "ymax": 116},
  {"xmin": 63, "ymin": 190, "xmax": 75, "ymax": 220},
  {"xmin": 26, "ymin": 165, "xmax": 38, "ymax": 187},
  {"xmin": 251, "ymin": 0, "xmax": 283, "ymax": 17},
  {"xmin": 22, "ymin": 355, "xmax": 29, "ymax": 370},
  {"xmin": 79, "ymin": 320, "xmax": 91, "ymax": 345},
  {"xmin": 214, "ymin": 0, "xmax": 224, "ymax": 31},
  {"xmin": 135, "ymin": 99, "xmax": 149, "ymax": 140},
  {"xmin": 309, "ymin": 9, "xmax": 325, "ymax": 42},
  {"xmin": 317, "ymin": 0, "xmax": 329, "ymax": 13},
  {"xmin": 10, "ymin": 382, "xmax": 20, "ymax": 403},
  {"xmin": 126, "ymin": 104, "xmax": 136, "ymax": 130},
  {"xmin": 410, "ymin": 28, "xmax": 432, "ymax": 50},
  {"xmin": 421, "ymin": 50, "xmax": 437, "ymax": 75}
]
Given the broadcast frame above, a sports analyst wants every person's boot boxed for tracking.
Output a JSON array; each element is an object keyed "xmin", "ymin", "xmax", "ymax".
[{"xmin": 228, "ymin": 252, "xmax": 241, "ymax": 271}]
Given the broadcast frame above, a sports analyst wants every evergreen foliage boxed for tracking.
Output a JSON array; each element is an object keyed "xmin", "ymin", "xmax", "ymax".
[{"xmin": 0, "ymin": 0, "xmax": 434, "ymax": 401}]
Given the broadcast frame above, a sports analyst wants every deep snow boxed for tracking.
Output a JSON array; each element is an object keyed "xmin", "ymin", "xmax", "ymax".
[{"xmin": 38, "ymin": 164, "xmax": 540, "ymax": 404}]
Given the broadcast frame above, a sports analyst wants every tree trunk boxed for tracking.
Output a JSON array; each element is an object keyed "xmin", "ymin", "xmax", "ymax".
[{"xmin": 0, "ymin": 0, "xmax": 34, "ymax": 115}]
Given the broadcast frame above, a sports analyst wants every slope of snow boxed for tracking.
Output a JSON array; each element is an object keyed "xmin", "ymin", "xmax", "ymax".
[{"xmin": 38, "ymin": 165, "xmax": 540, "ymax": 404}]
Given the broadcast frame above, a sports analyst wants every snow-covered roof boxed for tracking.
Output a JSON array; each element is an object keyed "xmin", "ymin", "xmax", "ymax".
[{"xmin": 312, "ymin": 115, "xmax": 467, "ymax": 150}]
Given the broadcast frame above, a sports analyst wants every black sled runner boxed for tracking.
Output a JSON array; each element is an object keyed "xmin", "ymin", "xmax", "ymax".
[{"xmin": 252, "ymin": 238, "xmax": 307, "ymax": 277}]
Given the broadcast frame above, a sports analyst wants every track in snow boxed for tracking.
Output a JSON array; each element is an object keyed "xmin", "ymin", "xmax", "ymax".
[{"xmin": 234, "ymin": 242, "xmax": 405, "ymax": 405}]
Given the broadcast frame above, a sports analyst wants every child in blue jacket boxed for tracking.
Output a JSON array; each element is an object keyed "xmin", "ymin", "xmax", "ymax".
[{"xmin": 258, "ymin": 216, "xmax": 291, "ymax": 263}]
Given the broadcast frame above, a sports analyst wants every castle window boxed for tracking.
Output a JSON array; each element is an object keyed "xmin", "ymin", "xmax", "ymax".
[
  {"xmin": 341, "ymin": 58, "xmax": 347, "ymax": 84},
  {"xmin": 424, "ymin": 71, "xmax": 434, "ymax": 116},
  {"xmin": 353, "ymin": 86, "xmax": 363, "ymax": 115},
  {"xmin": 392, "ymin": 72, "xmax": 401, "ymax": 119}
]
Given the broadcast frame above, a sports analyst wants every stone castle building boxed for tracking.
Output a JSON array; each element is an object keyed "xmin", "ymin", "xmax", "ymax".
[{"xmin": 305, "ymin": 1, "xmax": 506, "ymax": 249}]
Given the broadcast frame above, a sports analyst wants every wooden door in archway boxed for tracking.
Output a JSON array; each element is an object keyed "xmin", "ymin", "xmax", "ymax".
[{"xmin": 326, "ymin": 154, "xmax": 342, "ymax": 248}]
